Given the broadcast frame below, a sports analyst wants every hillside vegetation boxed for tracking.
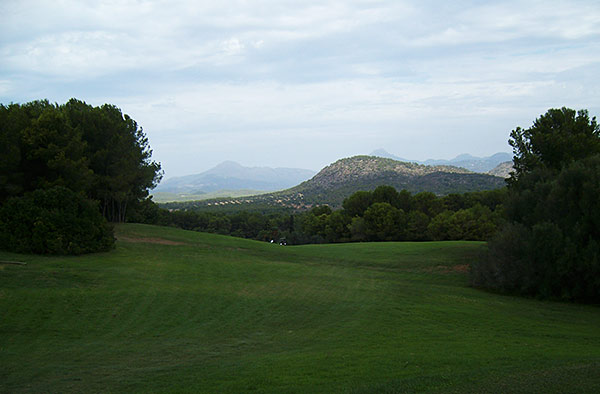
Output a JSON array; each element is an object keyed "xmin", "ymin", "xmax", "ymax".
[
  {"xmin": 1, "ymin": 224, "xmax": 599, "ymax": 393},
  {"xmin": 177, "ymin": 156, "xmax": 505, "ymax": 210}
]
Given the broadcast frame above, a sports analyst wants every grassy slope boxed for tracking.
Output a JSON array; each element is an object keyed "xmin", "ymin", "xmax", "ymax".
[{"xmin": 0, "ymin": 224, "xmax": 599, "ymax": 393}]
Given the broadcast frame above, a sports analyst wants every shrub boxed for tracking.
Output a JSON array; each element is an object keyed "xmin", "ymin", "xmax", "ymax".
[{"xmin": 0, "ymin": 186, "xmax": 114, "ymax": 254}]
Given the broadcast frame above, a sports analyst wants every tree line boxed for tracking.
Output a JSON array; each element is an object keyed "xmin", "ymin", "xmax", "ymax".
[
  {"xmin": 143, "ymin": 187, "xmax": 507, "ymax": 245},
  {"xmin": 0, "ymin": 99, "xmax": 162, "ymax": 254}
]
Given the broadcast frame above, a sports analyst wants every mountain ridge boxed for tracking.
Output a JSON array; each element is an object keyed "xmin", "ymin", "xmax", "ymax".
[{"xmin": 370, "ymin": 149, "xmax": 512, "ymax": 173}]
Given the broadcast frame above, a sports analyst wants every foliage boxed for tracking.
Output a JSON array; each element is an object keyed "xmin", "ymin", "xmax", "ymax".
[
  {"xmin": 0, "ymin": 186, "xmax": 114, "ymax": 254},
  {"xmin": 363, "ymin": 202, "xmax": 406, "ymax": 241},
  {"xmin": 0, "ymin": 99, "xmax": 162, "ymax": 221},
  {"xmin": 154, "ymin": 185, "xmax": 505, "ymax": 244},
  {"xmin": 0, "ymin": 99, "xmax": 161, "ymax": 254},
  {"xmin": 473, "ymin": 108, "xmax": 600, "ymax": 303},
  {"xmin": 509, "ymin": 107, "xmax": 600, "ymax": 182}
]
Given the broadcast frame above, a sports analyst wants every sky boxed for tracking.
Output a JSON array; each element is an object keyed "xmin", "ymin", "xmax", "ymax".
[{"xmin": 1, "ymin": 0, "xmax": 599, "ymax": 178}]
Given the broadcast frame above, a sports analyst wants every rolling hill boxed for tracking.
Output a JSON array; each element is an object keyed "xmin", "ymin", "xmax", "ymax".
[{"xmin": 173, "ymin": 155, "xmax": 506, "ymax": 210}]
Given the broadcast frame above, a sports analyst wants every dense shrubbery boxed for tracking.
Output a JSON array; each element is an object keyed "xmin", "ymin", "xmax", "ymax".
[
  {"xmin": 471, "ymin": 108, "xmax": 600, "ymax": 303},
  {"xmin": 0, "ymin": 187, "xmax": 114, "ymax": 254},
  {"xmin": 151, "ymin": 186, "xmax": 506, "ymax": 244},
  {"xmin": 0, "ymin": 99, "xmax": 162, "ymax": 254}
]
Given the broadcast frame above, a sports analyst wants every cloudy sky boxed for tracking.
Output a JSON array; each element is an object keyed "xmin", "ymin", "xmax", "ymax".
[{"xmin": 1, "ymin": 0, "xmax": 599, "ymax": 178}]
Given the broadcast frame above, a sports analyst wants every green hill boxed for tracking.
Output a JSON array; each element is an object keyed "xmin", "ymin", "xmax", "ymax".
[
  {"xmin": 167, "ymin": 156, "xmax": 506, "ymax": 211},
  {"xmin": 1, "ymin": 224, "xmax": 599, "ymax": 392}
]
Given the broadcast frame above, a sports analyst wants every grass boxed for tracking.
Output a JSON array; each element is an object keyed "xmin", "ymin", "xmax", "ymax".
[{"xmin": 1, "ymin": 223, "xmax": 599, "ymax": 393}]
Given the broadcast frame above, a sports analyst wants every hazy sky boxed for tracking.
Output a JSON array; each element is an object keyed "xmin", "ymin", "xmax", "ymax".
[{"xmin": 2, "ymin": 1, "xmax": 599, "ymax": 178}]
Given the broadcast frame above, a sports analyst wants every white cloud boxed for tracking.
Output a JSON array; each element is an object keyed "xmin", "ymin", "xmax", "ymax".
[{"xmin": 221, "ymin": 37, "xmax": 245, "ymax": 56}]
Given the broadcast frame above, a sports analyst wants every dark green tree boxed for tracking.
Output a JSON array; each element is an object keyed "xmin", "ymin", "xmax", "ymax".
[
  {"xmin": 63, "ymin": 99, "xmax": 162, "ymax": 222},
  {"xmin": 363, "ymin": 202, "xmax": 406, "ymax": 241},
  {"xmin": 413, "ymin": 192, "xmax": 443, "ymax": 218},
  {"xmin": 372, "ymin": 185, "xmax": 400, "ymax": 207},
  {"xmin": 0, "ymin": 186, "xmax": 114, "ymax": 254},
  {"xmin": 509, "ymin": 107, "xmax": 599, "ymax": 181},
  {"xmin": 474, "ymin": 108, "xmax": 600, "ymax": 302},
  {"xmin": 0, "ymin": 99, "xmax": 162, "ymax": 255},
  {"xmin": 342, "ymin": 191, "xmax": 373, "ymax": 217}
]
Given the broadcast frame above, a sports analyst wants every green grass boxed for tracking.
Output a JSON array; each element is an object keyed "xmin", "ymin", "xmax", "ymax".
[{"xmin": 1, "ymin": 224, "xmax": 599, "ymax": 393}]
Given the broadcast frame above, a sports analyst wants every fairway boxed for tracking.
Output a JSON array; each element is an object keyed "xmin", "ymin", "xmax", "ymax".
[{"xmin": 1, "ymin": 224, "xmax": 599, "ymax": 393}]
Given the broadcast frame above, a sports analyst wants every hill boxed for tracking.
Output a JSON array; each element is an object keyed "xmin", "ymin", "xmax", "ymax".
[
  {"xmin": 177, "ymin": 155, "xmax": 506, "ymax": 210},
  {"xmin": 487, "ymin": 161, "xmax": 514, "ymax": 178},
  {"xmin": 371, "ymin": 149, "xmax": 512, "ymax": 173},
  {"xmin": 154, "ymin": 161, "xmax": 316, "ymax": 196},
  {"xmin": 1, "ymin": 223, "xmax": 599, "ymax": 393},
  {"xmin": 286, "ymin": 155, "xmax": 505, "ymax": 205}
]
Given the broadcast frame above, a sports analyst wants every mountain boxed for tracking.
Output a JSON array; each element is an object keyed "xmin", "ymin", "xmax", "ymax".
[
  {"xmin": 155, "ymin": 161, "xmax": 316, "ymax": 194},
  {"xmin": 172, "ymin": 155, "xmax": 506, "ymax": 210},
  {"xmin": 370, "ymin": 149, "xmax": 512, "ymax": 173},
  {"xmin": 487, "ymin": 161, "xmax": 513, "ymax": 179},
  {"xmin": 369, "ymin": 149, "xmax": 411, "ymax": 162}
]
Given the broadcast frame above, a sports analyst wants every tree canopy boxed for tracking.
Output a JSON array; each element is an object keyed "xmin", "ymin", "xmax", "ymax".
[
  {"xmin": 0, "ymin": 99, "xmax": 162, "ymax": 254},
  {"xmin": 509, "ymin": 107, "xmax": 600, "ymax": 181}
]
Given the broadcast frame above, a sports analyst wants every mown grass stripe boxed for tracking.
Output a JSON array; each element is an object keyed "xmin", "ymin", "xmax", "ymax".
[{"xmin": 0, "ymin": 223, "xmax": 599, "ymax": 393}]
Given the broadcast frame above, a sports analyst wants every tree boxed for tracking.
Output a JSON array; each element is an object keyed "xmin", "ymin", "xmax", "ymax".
[
  {"xmin": 0, "ymin": 186, "xmax": 114, "ymax": 254},
  {"xmin": 324, "ymin": 210, "xmax": 351, "ymax": 242},
  {"xmin": 363, "ymin": 202, "xmax": 406, "ymax": 241},
  {"xmin": 406, "ymin": 210, "xmax": 430, "ymax": 241},
  {"xmin": 509, "ymin": 107, "xmax": 600, "ymax": 182},
  {"xmin": 0, "ymin": 99, "xmax": 162, "ymax": 255},
  {"xmin": 372, "ymin": 185, "xmax": 400, "ymax": 207},
  {"xmin": 342, "ymin": 191, "xmax": 373, "ymax": 217},
  {"xmin": 427, "ymin": 211, "xmax": 455, "ymax": 241},
  {"xmin": 63, "ymin": 100, "xmax": 163, "ymax": 222},
  {"xmin": 413, "ymin": 192, "xmax": 443, "ymax": 218},
  {"xmin": 474, "ymin": 108, "xmax": 600, "ymax": 302},
  {"xmin": 0, "ymin": 101, "xmax": 91, "ymax": 201}
]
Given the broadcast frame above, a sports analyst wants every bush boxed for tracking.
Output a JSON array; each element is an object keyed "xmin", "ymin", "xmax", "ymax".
[{"xmin": 0, "ymin": 186, "xmax": 114, "ymax": 254}]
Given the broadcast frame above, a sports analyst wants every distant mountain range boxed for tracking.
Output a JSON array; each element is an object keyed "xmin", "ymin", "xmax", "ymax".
[
  {"xmin": 167, "ymin": 155, "xmax": 507, "ymax": 210},
  {"xmin": 370, "ymin": 149, "xmax": 512, "ymax": 173},
  {"xmin": 154, "ymin": 161, "xmax": 316, "ymax": 195}
]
